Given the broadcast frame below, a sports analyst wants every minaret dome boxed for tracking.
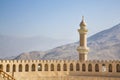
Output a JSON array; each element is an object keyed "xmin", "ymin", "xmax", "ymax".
[{"xmin": 80, "ymin": 16, "xmax": 87, "ymax": 27}]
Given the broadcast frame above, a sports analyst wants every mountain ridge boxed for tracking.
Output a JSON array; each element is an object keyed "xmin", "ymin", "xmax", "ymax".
[{"xmin": 4, "ymin": 23, "xmax": 120, "ymax": 60}]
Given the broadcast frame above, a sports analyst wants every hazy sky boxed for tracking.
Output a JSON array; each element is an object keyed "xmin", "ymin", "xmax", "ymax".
[{"xmin": 0, "ymin": 0, "xmax": 120, "ymax": 42}]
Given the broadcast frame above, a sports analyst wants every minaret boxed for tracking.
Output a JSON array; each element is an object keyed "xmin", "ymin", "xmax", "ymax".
[{"xmin": 77, "ymin": 16, "xmax": 89, "ymax": 61}]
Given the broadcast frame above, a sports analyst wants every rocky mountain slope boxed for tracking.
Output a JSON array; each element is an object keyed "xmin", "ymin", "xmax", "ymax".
[
  {"xmin": 14, "ymin": 51, "xmax": 46, "ymax": 60},
  {"xmin": 14, "ymin": 23, "xmax": 120, "ymax": 60}
]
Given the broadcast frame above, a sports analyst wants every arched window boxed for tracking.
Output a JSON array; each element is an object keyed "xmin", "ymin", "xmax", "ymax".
[
  {"xmin": 57, "ymin": 64, "xmax": 61, "ymax": 71},
  {"xmin": 82, "ymin": 64, "xmax": 86, "ymax": 72},
  {"xmin": 95, "ymin": 64, "xmax": 99, "ymax": 72},
  {"xmin": 13, "ymin": 64, "xmax": 16, "ymax": 72},
  {"xmin": 88, "ymin": 64, "xmax": 92, "ymax": 72},
  {"xmin": 70, "ymin": 63, "xmax": 73, "ymax": 71},
  {"xmin": 109, "ymin": 64, "xmax": 112, "ymax": 72},
  {"xmin": 76, "ymin": 63, "xmax": 80, "ymax": 71},
  {"xmin": 45, "ymin": 64, "xmax": 48, "ymax": 71},
  {"xmin": 19, "ymin": 64, "xmax": 22, "ymax": 72},
  {"xmin": 116, "ymin": 64, "xmax": 120, "ymax": 72},
  {"xmin": 102, "ymin": 64, "xmax": 106, "ymax": 72},
  {"xmin": 38, "ymin": 64, "xmax": 42, "ymax": 71},
  {"xmin": 6, "ymin": 64, "xmax": 10, "ymax": 72},
  {"xmin": 0, "ymin": 64, "xmax": 3, "ymax": 70},
  {"xmin": 25, "ymin": 64, "xmax": 29, "ymax": 72},
  {"xmin": 50, "ymin": 64, "xmax": 54, "ymax": 71},
  {"xmin": 63, "ymin": 64, "xmax": 67, "ymax": 71},
  {"xmin": 31, "ymin": 64, "xmax": 35, "ymax": 71}
]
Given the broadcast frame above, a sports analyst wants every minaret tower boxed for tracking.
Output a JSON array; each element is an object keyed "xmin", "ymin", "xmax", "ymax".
[{"xmin": 77, "ymin": 16, "xmax": 89, "ymax": 61}]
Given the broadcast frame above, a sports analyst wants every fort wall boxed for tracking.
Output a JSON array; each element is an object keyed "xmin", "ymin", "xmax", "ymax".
[{"xmin": 0, "ymin": 60, "xmax": 120, "ymax": 80}]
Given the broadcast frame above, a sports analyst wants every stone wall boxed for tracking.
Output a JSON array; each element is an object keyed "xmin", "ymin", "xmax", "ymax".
[{"xmin": 0, "ymin": 60, "xmax": 120, "ymax": 80}]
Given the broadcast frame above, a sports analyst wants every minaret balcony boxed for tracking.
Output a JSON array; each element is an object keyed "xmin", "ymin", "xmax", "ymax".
[
  {"xmin": 78, "ymin": 29, "xmax": 88, "ymax": 34},
  {"xmin": 77, "ymin": 46, "xmax": 89, "ymax": 54}
]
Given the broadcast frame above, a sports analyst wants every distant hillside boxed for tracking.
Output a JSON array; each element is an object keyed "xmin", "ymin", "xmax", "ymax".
[
  {"xmin": 14, "ymin": 23, "xmax": 120, "ymax": 60},
  {"xmin": 14, "ymin": 51, "xmax": 46, "ymax": 60},
  {"xmin": 0, "ymin": 35, "xmax": 68, "ymax": 58}
]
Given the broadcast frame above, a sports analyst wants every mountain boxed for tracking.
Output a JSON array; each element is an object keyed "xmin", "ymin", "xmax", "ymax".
[
  {"xmin": 14, "ymin": 23, "xmax": 120, "ymax": 60},
  {"xmin": 43, "ymin": 42, "xmax": 78, "ymax": 60},
  {"xmin": 87, "ymin": 23, "xmax": 120, "ymax": 60},
  {"xmin": 14, "ymin": 51, "xmax": 46, "ymax": 60},
  {"xmin": 43, "ymin": 23, "xmax": 120, "ymax": 60},
  {"xmin": 0, "ymin": 35, "xmax": 69, "ymax": 59}
]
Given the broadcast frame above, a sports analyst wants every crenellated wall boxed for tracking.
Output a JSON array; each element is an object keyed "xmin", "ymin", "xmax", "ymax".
[{"xmin": 0, "ymin": 60, "xmax": 120, "ymax": 80}]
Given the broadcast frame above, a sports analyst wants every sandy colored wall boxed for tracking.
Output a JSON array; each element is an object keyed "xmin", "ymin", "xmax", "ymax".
[{"xmin": 0, "ymin": 60, "xmax": 119, "ymax": 80}]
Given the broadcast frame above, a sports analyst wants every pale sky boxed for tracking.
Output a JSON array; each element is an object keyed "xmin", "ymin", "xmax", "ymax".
[{"xmin": 0, "ymin": 0, "xmax": 120, "ymax": 42}]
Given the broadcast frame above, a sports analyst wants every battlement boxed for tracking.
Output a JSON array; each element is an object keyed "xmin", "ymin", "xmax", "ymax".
[
  {"xmin": 0, "ymin": 59, "xmax": 119, "ymax": 63},
  {"xmin": 0, "ymin": 60, "xmax": 77, "ymax": 63},
  {"xmin": 0, "ymin": 59, "xmax": 120, "ymax": 74}
]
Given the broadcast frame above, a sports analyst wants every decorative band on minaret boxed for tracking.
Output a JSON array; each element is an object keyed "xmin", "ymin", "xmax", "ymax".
[{"xmin": 77, "ymin": 16, "xmax": 89, "ymax": 61}]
